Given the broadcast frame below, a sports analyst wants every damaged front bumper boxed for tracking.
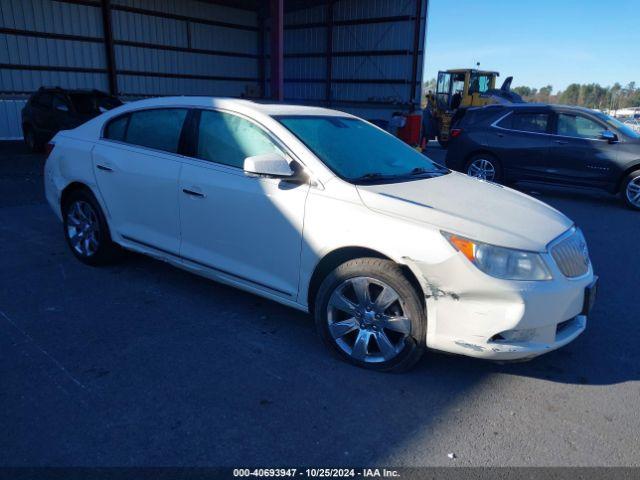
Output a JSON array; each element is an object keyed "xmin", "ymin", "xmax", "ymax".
[
  {"xmin": 432, "ymin": 314, "xmax": 587, "ymax": 361},
  {"xmin": 405, "ymin": 250, "xmax": 594, "ymax": 361}
]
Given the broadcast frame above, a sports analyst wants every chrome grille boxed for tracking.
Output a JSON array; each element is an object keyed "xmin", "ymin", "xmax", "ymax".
[{"xmin": 551, "ymin": 229, "xmax": 590, "ymax": 278}]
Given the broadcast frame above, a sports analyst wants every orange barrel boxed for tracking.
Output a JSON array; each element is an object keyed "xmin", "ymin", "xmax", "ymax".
[{"xmin": 397, "ymin": 113, "xmax": 422, "ymax": 146}]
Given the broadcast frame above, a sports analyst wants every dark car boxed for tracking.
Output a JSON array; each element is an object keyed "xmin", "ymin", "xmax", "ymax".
[
  {"xmin": 21, "ymin": 87, "xmax": 122, "ymax": 152},
  {"xmin": 445, "ymin": 104, "xmax": 640, "ymax": 210}
]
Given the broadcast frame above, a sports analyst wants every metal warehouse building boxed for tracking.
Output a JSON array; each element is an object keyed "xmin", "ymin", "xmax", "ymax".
[{"xmin": 0, "ymin": 0, "xmax": 427, "ymax": 139}]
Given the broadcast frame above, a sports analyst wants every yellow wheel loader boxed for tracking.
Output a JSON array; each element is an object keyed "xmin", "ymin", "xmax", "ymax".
[{"xmin": 426, "ymin": 69, "xmax": 523, "ymax": 147}]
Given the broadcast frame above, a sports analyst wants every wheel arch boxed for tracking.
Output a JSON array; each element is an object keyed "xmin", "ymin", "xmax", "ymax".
[
  {"xmin": 60, "ymin": 181, "xmax": 96, "ymax": 210},
  {"xmin": 306, "ymin": 246, "xmax": 426, "ymax": 314},
  {"xmin": 616, "ymin": 163, "xmax": 640, "ymax": 193}
]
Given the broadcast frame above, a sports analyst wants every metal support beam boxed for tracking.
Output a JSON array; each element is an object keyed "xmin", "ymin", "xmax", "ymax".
[
  {"xmin": 258, "ymin": 3, "xmax": 266, "ymax": 98},
  {"xmin": 100, "ymin": 0, "xmax": 118, "ymax": 95},
  {"xmin": 325, "ymin": 0, "xmax": 334, "ymax": 105},
  {"xmin": 269, "ymin": 0, "xmax": 284, "ymax": 101},
  {"xmin": 409, "ymin": 0, "xmax": 423, "ymax": 111}
]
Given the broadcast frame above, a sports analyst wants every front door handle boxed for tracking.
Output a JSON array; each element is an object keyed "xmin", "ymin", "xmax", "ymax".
[
  {"xmin": 182, "ymin": 188, "xmax": 205, "ymax": 198},
  {"xmin": 96, "ymin": 164, "xmax": 113, "ymax": 172},
  {"xmin": 555, "ymin": 140, "xmax": 569, "ymax": 145}
]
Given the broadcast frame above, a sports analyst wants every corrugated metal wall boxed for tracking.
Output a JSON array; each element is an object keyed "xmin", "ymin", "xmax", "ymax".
[
  {"xmin": 0, "ymin": 98, "xmax": 25, "ymax": 138},
  {"xmin": 111, "ymin": 0, "xmax": 260, "ymax": 98},
  {"xmin": 0, "ymin": 0, "xmax": 262, "ymax": 138},
  {"xmin": 0, "ymin": 0, "xmax": 108, "ymax": 94},
  {"xmin": 0, "ymin": 0, "xmax": 426, "ymax": 138},
  {"xmin": 279, "ymin": 0, "xmax": 427, "ymax": 121}
]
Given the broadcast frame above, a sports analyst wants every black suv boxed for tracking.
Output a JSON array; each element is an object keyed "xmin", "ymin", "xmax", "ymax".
[
  {"xmin": 21, "ymin": 87, "xmax": 122, "ymax": 151},
  {"xmin": 445, "ymin": 104, "xmax": 640, "ymax": 210}
]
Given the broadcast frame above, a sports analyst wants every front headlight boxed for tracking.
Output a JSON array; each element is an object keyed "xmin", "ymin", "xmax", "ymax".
[{"xmin": 442, "ymin": 232, "xmax": 552, "ymax": 281}]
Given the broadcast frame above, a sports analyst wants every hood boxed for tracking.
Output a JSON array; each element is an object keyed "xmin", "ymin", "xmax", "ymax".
[{"xmin": 356, "ymin": 172, "xmax": 572, "ymax": 252}]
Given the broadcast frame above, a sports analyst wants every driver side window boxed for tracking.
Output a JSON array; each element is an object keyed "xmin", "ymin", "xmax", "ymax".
[
  {"xmin": 557, "ymin": 113, "xmax": 604, "ymax": 139},
  {"xmin": 196, "ymin": 110, "xmax": 282, "ymax": 169}
]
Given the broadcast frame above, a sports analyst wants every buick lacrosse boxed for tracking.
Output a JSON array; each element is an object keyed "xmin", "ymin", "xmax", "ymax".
[{"xmin": 44, "ymin": 97, "xmax": 597, "ymax": 372}]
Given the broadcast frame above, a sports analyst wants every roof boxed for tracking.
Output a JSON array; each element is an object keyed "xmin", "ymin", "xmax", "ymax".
[
  {"xmin": 471, "ymin": 103, "xmax": 603, "ymax": 115},
  {"xmin": 445, "ymin": 69, "xmax": 500, "ymax": 75},
  {"xmin": 117, "ymin": 96, "xmax": 354, "ymax": 118},
  {"xmin": 67, "ymin": 94, "xmax": 346, "ymax": 185},
  {"xmin": 510, "ymin": 103, "xmax": 602, "ymax": 113}
]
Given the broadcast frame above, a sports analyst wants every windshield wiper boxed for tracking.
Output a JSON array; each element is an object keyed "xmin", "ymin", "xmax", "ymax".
[
  {"xmin": 353, "ymin": 172, "xmax": 389, "ymax": 182},
  {"xmin": 353, "ymin": 167, "xmax": 448, "ymax": 184},
  {"xmin": 405, "ymin": 167, "xmax": 447, "ymax": 178}
]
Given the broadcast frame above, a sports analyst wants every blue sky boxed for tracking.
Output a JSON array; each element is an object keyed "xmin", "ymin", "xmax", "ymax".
[{"xmin": 422, "ymin": 0, "xmax": 639, "ymax": 92}]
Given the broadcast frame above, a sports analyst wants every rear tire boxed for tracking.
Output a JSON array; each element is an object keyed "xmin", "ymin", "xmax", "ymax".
[
  {"xmin": 62, "ymin": 189, "xmax": 121, "ymax": 266},
  {"xmin": 465, "ymin": 153, "xmax": 503, "ymax": 183},
  {"xmin": 622, "ymin": 170, "xmax": 640, "ymax": 211},
  {"xmin": 314, "ymin": 258, "xmax": 426, "ymax": 373}
]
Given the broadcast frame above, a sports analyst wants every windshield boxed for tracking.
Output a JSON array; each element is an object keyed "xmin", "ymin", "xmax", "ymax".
[
  {"xmin": 277, "ymin": 116, "xmax": 447, "ymax": 183},
  {"xmin": 68, "ymin": 93, "xmax": 122, "ymax": 115},
  {"xmin": 68, "ymin": 94, "xmax": 101, "ymax": 114},
  {"xmin": 594, "ymin": 112, "xmax": 640, "ymax": 139}
]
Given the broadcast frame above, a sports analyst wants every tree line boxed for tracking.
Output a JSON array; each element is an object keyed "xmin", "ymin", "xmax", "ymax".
[{"xmin": 512, "ymin": 82, "xmax": 640, "ymax": 111}]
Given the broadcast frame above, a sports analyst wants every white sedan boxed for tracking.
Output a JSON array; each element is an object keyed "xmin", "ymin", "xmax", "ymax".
[{"xmin": 44, "ymin": 97, "xmax": 597, "ymax": 372}]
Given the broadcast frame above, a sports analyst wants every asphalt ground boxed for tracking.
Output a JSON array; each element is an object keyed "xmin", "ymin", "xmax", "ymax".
[{"xmin": 1, "ymin": 140, "xmax": 639, "ymax": 467}]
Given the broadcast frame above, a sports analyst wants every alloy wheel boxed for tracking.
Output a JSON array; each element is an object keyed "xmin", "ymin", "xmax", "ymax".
[
  {"xmin": 326, "ymin": 276, "xmax": 411, "ymax": 363},
  {"xmin": 626, "ymin": 176, "xmax": 640, "ymax": 208},
  {"xmin": 66, "ymin": 200, "xmax": 101, "ymax": 257},
  {"xmin": 467, "ymin": 158, "xmax": 496, "ymax": 181}
]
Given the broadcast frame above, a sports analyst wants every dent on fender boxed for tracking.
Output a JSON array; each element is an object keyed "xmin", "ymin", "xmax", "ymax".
[{"xmin": 401, "ymin": 255, "xmax": 461, "ymax": 301}]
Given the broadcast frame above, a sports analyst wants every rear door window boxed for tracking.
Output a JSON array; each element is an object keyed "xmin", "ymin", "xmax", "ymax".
[
  {"xmin": 124, "ymin": 108, "xmax": 188, "ymax": 153},
  {"xmin": 497, "ymin": 112, "xmax": 549, "ymax": 133}
]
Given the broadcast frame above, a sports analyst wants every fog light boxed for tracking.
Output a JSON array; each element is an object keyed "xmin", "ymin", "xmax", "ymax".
[{"xmin": 490, "ymin": 328, "xmax": 537, "ymax": 343}]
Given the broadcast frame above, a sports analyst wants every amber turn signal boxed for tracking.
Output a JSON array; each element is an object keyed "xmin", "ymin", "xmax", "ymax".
[{"xmin": 447, "ymin": 235, "xmax": 476, "ymax": 262}]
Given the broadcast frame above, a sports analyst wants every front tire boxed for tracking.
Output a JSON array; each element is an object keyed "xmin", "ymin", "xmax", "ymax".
[
  {"xmin": 465, "ymin": 153, "xmax": 503, "ymax": 183},
  {"xmin": 62, "ymin": 189, "xmax": 120, "ymax": 266},
  {"xmin": 314, "ymin": 258, "xmax": 426, "ymax": 373},
  {"xmin": 437, "ymin": 137, "xmax": 449, "ymax": 148},
  {"xmin": 622, "ymin": 170, "xmax": 640, "ymax": 211}
]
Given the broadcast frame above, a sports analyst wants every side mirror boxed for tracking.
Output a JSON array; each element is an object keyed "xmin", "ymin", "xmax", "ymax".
[
  {"xmin": 55, "ymin": 103, "xmax": 69, "ymax": 112},
  {"xmin": 244, "ymin": 153, "xmax": 295, "ymax": 178},
  {"xmin": 600, "ymin": 130, "xmax": 617, "ymax": 143}
]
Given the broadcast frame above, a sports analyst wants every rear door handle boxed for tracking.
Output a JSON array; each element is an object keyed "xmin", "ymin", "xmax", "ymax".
[
  {"xmin": 182, "ymin": 188, "xmax": 205, "ymax": 198},
  {"xmin": 96, "ymin": 164, "xmax": 113, "ymax": 172},
  {"xmin": 555, "ymin": 140, "xmax": 569, "ymax": 145}
]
